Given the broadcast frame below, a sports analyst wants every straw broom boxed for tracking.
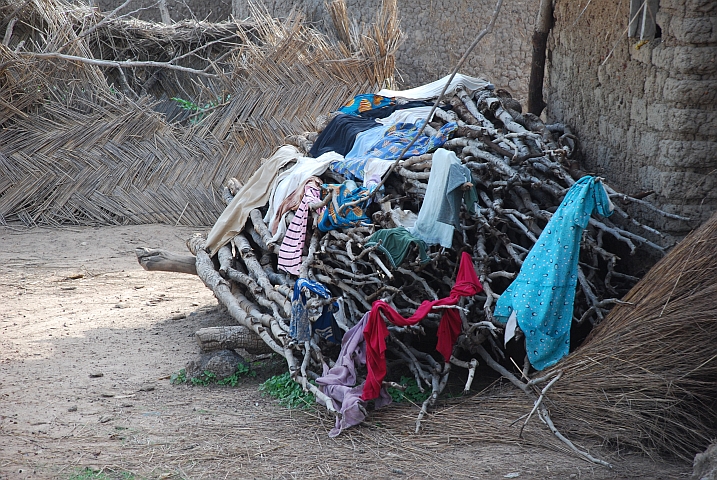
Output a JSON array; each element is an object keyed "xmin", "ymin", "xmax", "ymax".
[{"xmin": 544, "ymin": 211, "xmax": 717, "ymax": 460}]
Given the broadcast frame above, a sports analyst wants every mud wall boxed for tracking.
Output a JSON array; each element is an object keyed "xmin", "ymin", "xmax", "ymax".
[
  {"xmin": 97, "ymin": 0, "xmax": 538, "ymax": 101},
  {"xmin": 545, "ymin": 0, "xmax": 717, "ymax": 235}
]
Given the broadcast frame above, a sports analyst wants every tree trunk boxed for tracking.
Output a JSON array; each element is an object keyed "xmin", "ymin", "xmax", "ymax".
[{"xmin": 527, "ymin": 0, "xmax": 553, "ymax": 115}]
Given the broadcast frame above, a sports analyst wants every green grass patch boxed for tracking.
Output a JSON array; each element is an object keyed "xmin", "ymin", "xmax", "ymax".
[
  {"xmin": 171, "ymin": 95, "xmax": 229, "ymax": 124},
  {"xmin": 169, "ymin": 368, "xmax": 187, "ymax": 385},
  {"xmin": 387, "ymin": 376, "xmax": 431, "ymax": 404},
  {"xmin": 259, "ymin": 372, "xmax": 315, "ymax": 409},
  {"xmin": 68, "ymin": 468, "xmax": 135, "ymax": 480},
  {"xmin": 170, "ymin": 362, "xmax": 256, "ymax": 387}
]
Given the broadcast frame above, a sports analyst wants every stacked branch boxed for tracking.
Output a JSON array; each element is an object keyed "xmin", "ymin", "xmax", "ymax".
[{"xmin": 139, "ymin": 82, "xmax": 682, "ymax": 456}]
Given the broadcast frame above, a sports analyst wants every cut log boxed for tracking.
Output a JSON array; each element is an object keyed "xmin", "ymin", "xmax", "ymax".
[
  {"xmin": 135, "ymin": 247, "xmax": 197, "ymax": 275},
  {"xmin": 195, "ymin": 325, "xmax": 274, "ymax": 354}
]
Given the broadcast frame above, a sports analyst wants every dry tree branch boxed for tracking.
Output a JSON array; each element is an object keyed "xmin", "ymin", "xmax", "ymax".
[{"xmin": 20, "ymin": 52, "xmax": 217, "ymax": 76}]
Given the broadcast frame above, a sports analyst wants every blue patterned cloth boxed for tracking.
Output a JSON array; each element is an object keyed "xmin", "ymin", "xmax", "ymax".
[
  {"xmin": 494, "ymin": 176, "xmax": 613, "ymax": 370},
  {"xmin": 329, "ymin": 120, "xmax": 458, "ymax": 181},
  {"xmin": 317, "ymin": 180, "xmax": 372, "ymax": 232},
  {"xmin": 364, "ymin": 120, "xmax": 458, "ymax": 161},
  {"xmin": 291, "ymin": 278, "xmax": 340, "ymax": 343},
  {"xmin": 338, "ymin": 94, "xmax": 394, "ymax": 115}
]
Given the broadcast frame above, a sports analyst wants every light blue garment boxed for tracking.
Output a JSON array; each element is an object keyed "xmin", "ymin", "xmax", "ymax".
[
  {"xmin": 494, "ymin": 176, "xmax": 613, "ymax": 370},
  {"xmin": 344, "ymin": 125, "xmax": 391, "ymax": 160},
  {"xmin": 364, "ymin": 120, "xmax": 458, "ymax": 160},
  {"xmin": 330, "ymin": 125, "xmax": 391, "ymax": 182},
  {"xmin": 409, "ymin": 148, "xmax": 460, "ymax": 248}
]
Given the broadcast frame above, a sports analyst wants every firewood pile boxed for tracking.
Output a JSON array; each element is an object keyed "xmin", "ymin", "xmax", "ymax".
[{"xmin": 138, "ymin": 74, "xmax": 686, "ymax": 450}]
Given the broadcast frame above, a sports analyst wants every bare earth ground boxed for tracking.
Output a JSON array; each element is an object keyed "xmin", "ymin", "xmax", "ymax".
[{"xmin": 0, "ymin": 224, "xmax": 692, "ymax": 479}]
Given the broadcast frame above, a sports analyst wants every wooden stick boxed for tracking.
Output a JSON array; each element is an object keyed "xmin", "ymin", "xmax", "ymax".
[{"xmin": 135, "ymin": 247, "xmax": 197, "ymax": 275}]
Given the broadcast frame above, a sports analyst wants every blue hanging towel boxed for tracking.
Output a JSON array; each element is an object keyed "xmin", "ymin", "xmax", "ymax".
[
  {"xmin": 494, "ymin": 176, "xmax": 613, "ymax": 370},
  {"xmin": 290, "ymin": 278, "xmax": 341, "ymax": 343}
]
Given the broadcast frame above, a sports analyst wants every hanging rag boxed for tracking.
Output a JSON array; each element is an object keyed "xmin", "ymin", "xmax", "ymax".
[
  {"xmin": 316, "ymin": 180, "xmax": 372, "ymax": 232},
  {"xmin": 338, "ymin": 94, "xmax": 394, "ymax": 115},
  {"xmin": 362, "ymin": 158, "xmax": 395, "ymax": 191},
  {"xmin": 205, "ymin": 145, "xmax": 300, "ymax": 255},
  {"xmin": 269, "ymin": 176, "xmax": 323, "ymax": 236},
  {"xmin": 364, "ymin": 227, "xmax": 429, "ymax": 268},
  {"xmin": 290, "ymin": 278, "xmax": 340, "ymax": 343},
  {"xmin": 264, "ymin": 152, "xmax": 341, "ymax": 236},
  {"xmin": 377, "ymin": 73, "xmax": 493, "ymax": 100},
  {"xmin": 361, "ymin": 252, "xmax": 483, "ymax": 401},
  {"xmin": 436, "ymin": 162, "xmax": 476, "ymax": 229},
  {"xmin": 332, "ymin": 124, "xmax": 392, "ymax": 180},
  {"xmin": 309, "ymin": 114, "xmax": 379, "ymax": 158},
  {"xmin": 410, "ymin": 148, "xmax": 461, "ymax": 248},
  {"xmin": 494, "ymin": 176, "xmax": 613, "ymax": 370},
  {"xmin": 277, "ymin": 183, "xmax": 322, "ymax": 275},
  {"xmin": 330, "ymin": 156, "xmax": 395, "ymax": 189},
  {"xmin": 315, "ymin": 313, "xmax": 392, "ymax": 437},
  {"xmin": 344, "ymin": 105, "xmax": 439, "ymax": 161}
]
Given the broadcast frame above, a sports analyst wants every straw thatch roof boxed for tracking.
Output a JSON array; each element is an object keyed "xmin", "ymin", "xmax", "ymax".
[
  {"xmin": 544, "ymin": 211, "xmax": 717, "ymax": 460},
  {"xmin": 0, "ymin": 0, "xmax": 401, "ymax": 226}
]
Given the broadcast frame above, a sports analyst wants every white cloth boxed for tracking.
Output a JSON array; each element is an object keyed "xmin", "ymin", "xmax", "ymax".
[
  {"xmin": 363, "ymin": 158, "xmax": 395, "ymax": 190},
  {"xmin": 264, "ymin": 151, "xmax": 342, "ymax": 240},
  {"xmin": 376, "ymin": 106, "xmax": 435, "ymax": 126},
  {"xmin": 206, "ymin": 145, "xmax": 301, "ymax": 255},
  {"xmin": 504, "ymin": 310, "xmax": 518, "ymax": 347},
  {"xmin": 409, "ymin": 148, "xmax": 460, "ymax": 248},
  {"xmin": 377, "ymin": 73, "xmax": 492, "ymax": 101}
]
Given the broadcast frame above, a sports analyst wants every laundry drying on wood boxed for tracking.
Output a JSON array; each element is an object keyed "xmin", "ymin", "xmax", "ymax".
[{"xmin": 138, "ymin": 72, "xmax": 675, "ymax": 436}]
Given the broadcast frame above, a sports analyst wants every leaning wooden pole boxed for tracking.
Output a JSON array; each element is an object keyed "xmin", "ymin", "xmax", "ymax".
[{"xmin": 527, "ymin": 0, "xmax": 553, "ymax": 115}]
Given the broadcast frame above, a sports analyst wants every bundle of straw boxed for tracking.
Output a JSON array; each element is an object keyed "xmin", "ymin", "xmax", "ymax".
[{"xmin": 545, "ymin": 211, "xmax": 717, "ymax": 460}]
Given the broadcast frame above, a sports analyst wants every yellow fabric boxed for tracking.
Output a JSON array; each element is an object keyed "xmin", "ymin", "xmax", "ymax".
[{"xmin": 205, "ymin": 145, "xmax": 300, "ymax": 255}]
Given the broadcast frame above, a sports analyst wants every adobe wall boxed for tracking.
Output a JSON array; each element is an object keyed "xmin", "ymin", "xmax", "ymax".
[
  {"xmin": 545, "ymin": 0, "xmax": 717, "ymax": 235},
  {"xmin": 97, "ymin": 0, "xmax": 538, "ymax": 102}
]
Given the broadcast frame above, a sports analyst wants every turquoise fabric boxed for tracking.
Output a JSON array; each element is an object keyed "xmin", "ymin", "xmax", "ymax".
[{"xmin": 494, "ymin": 176, "xmax": 613, "ymax": 370}]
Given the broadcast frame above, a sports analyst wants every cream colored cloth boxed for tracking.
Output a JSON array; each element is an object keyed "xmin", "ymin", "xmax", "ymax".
[
  {"xmin": 205, "ymin": 145, "xmax": 301, "ymax": 255},
  {"xmin": 377, "ymin": 73, "xmax": 491, "ymax": 101},
  {"xmin": 264, "ymin": 151, "xmax": 342, "ymax": 239}
]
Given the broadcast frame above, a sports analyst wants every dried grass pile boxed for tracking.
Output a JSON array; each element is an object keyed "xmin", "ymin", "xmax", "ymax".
[
  {"xmin": 0, "ymin": 0, "xmax": 400, "ymax": 226},
  {"xmin": 544, "ymin": 211, "xmax": 717, "ymax": 460}
]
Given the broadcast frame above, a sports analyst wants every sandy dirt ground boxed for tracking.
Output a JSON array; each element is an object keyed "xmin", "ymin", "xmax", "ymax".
[{"xmin": 0, "ymin": 224, "xmax": 692, "ymax": 479}]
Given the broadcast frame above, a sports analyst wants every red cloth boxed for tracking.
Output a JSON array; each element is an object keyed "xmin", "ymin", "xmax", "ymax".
[{"xmin": 361, "ymin": 251, "xmax": 483, "ymax": 401}]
